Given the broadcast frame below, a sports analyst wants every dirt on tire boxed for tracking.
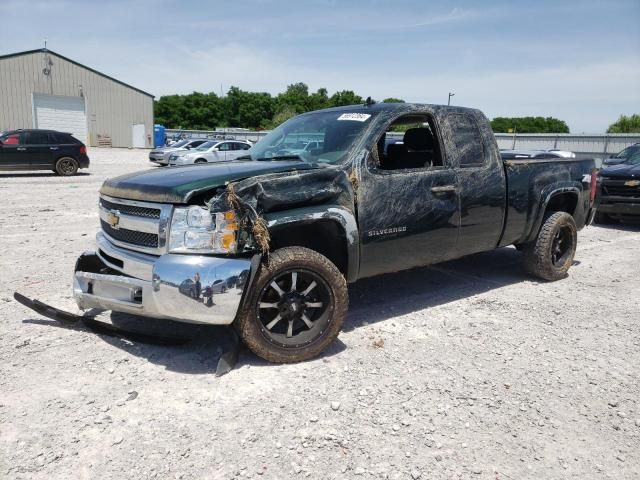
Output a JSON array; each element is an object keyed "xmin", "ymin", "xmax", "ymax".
[
  {"xmin": 234, "ymin": 246, "xmax": 348, "ymax": 363},
  {"xmin": 522, "ymin": 211, "xmax": 577, "ymax": 281}
]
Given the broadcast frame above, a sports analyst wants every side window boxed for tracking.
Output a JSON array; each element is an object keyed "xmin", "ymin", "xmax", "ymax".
[
  {"xmin": 447, "ymin": 114, "xmax": 485, "ymax": 166},
  {"xmin": 25, "ymin": 131, "xmax": 49, "ymax": 145},
  {"xmin": 236, "ymin": 142, "xmax": 250, "ymax": 150},
  {"xmin": 218, "ymin": 142, "xmax": 232, "ymax": 151},
  {"xmin": 374, "ymin": 114, "xmax": 444, "ymax": 171},
  {"xmin": 2, "ymin": 133, "xmax": 21, "ymax": 145},
  {"xmin": 48, "ymin": 132, "xmax": 70, "ymax": 144}
]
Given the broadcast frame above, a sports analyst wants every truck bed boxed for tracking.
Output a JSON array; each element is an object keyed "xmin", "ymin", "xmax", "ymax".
[{"xmin": 499, "ymin": 157, "xmax": 596, "ymax": 247}]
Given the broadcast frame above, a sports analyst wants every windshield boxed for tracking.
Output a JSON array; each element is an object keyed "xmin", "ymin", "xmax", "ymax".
[
  {"xmin": 624, "ymin": 151, "xmax": 640, "ymax": 165},
  {"xmin": 171, "ymin": 139, "xmax": 189, "ymax": 148},
  {"xmin": 195, "ymin": 141, "xmax": 216, "ymax": 151},
  {"xmin": 247, "ymin": 110, "xmax": 377, "ymax": 164},
  {"xmin": 614, "ymin": 145, "xmax": 640, "ymax": 159}
]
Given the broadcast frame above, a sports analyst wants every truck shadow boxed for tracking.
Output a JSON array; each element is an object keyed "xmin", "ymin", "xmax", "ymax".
[
  {"xmin": 344, "ymin": 246, "xmax": 531, "ymax": 332},
  {"xmin": 591, "ymin": 222, "xmax": 640, "ymax": 231},
  {"xmin": 47, "ymin": 246, "xmax": 535, "ymax": 374}
]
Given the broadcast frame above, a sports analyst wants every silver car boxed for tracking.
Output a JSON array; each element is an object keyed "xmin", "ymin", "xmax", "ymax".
[
  {"xmin": 149, "ymin": 139, "xmax": 210, "ymax": 165},
  {"xmin": 168, "ymin": 140, "xmax": 252, "ymax": 166}
]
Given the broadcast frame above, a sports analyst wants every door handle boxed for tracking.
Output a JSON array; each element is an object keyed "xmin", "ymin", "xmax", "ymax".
[
  {"xmin": 17, "ymin": 147, "xmax": 27, "ymax": 151},
  {"xmin": 50, "ymin": 147, "xmax": 59, "ymax": 150},
  {"xmin": 431, "ymin": 185, "xmax": 457, "ymax": 193}
]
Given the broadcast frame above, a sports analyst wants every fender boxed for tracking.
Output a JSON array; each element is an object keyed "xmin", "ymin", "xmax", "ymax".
[
  {"xmin": 263, "ymin": 205, "xmax": 360, "ymax": 282},
  {"xmin": 525, "ymin": 183, "xmax": 581, "ymax": 243}
]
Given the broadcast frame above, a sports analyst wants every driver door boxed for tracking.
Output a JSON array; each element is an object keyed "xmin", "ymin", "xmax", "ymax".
[
  {"xmin": 0, "ymin": 132, "xmax": 28, "ymax": 169},
  {"xmin": 357, "ymin": 115, "xmax": 461, "ymax": 278}
]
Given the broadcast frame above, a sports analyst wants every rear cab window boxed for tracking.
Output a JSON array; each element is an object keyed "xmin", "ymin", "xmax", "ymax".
[{"xmin": 446, "ymin": 113, "xmax": 486, "ymax": 167}]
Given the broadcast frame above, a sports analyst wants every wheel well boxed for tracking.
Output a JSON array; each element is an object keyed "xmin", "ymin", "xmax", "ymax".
[
  {"xmin": 195, "ymin": 158, "xmax": 207, "ymax": 163},
  {"xmin": 545, "ymin": 192, "xmax": 577, "ymax": 216},
  {"xmin": 269, "ymin": 220, "xmax": 348, "ymax": 276}
]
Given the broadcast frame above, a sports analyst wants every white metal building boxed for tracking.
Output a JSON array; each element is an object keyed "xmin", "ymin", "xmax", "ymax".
[{"xmin": 0, "ymin": 49, "xmax": 154, "ymax": 148}]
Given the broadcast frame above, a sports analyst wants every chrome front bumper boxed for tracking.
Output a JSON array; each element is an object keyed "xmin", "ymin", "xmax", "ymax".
[{"xmin": 73, "ymin": 233, "xmax": 253, "ymax": 325}]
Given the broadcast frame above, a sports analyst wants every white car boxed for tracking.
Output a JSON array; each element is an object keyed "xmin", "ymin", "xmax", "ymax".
[
  {"xmin": 149, "ymin": 139, "xmax": 210, "ymax": 165},
  {"xmin": 168, "ymin": 140, "xmax": 252, "ymax": 166}
]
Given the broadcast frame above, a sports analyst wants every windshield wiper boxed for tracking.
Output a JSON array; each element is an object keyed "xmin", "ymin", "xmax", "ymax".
[{"xmin": 255, "ymin": 155, "xmax": 303, "ymax": 161}]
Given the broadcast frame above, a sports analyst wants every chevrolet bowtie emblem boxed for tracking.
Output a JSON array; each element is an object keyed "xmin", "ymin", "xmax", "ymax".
[
  {"xmin": 106, "ymin": 210, "xmax": 120, "ymax": 229},
  {"xmin": 624, "ymin": 180, "xmax": 640, "ymax": 187}
]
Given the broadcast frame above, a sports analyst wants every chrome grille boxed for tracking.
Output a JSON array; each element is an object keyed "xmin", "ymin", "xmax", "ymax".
[
  {"xmin": 603, "ymin": 180, "xmax": 640, "ymax": 198},
  {"xmin": 100, "ymin": 220, "xmax": 159, "ymax": 248},
  {"xmin": 98, "ymin": 195, "xmax": 173, "ymax": 255},
  {"xmin": 99, "ymin": 197, "xmax": 160, "ymax": 219}
]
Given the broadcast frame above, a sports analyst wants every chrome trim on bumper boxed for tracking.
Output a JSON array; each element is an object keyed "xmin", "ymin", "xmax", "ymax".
[
  {"xmin": 95, "ymin": 231, "xmax": 156, "ymax": 280},
  {"xmin": 74, "ymin": 251, "xmax": 252, "ymax": 325}
]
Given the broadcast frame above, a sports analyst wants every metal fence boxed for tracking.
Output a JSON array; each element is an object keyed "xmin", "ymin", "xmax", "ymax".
[
  {"xmin": 166, "ymin": 129, "xmax": 269, "ymax": 144},
  {"xmin": 167, "ymin": 129, "xmax": 640, "ymax": 165},
  {"xmin": 494, "ymin": 133, "xmax": 640, "ymax": 162}
]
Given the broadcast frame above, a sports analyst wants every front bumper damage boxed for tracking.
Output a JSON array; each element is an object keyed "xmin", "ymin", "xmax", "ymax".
[{"xmin": 73, "ymin": 232, "xmax": 253, "ymax": 325}]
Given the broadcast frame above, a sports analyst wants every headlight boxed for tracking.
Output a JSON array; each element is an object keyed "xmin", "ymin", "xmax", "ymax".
[{"xmin": 169, "ymin": 206, "xmax": 238, "ymax": 254}]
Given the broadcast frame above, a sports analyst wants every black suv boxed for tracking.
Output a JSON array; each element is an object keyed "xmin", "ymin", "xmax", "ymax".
[{"xmin": 0, "ymin": 129, "xmax": 90, "ymax": 176}]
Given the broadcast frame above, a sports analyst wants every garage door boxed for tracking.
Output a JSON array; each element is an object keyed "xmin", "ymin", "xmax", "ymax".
[{"xmin": 33, "ymin": 94, "xmax": 87, "ymax": 145}]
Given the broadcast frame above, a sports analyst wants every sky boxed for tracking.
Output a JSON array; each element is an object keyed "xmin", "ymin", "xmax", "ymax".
[{"xmin": 1, "ymin": 0, "xmax": 639, "ymax": 133}]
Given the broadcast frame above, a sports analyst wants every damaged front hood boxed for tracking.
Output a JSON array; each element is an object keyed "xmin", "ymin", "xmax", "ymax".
[{"xmin": 100, "ymin": 160, "xmax": 315, "ymax": 203}]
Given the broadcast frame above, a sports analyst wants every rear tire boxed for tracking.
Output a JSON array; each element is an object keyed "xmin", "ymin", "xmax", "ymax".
[
  {"xmin": 55, "ymin": 157, "xmax": 79, "ymax": 176},
  {"xmin": 234, "ymin": 247, "xmax": 348, "ymax": 363},
  {"xmin": 522, "ymin": 212, "xmax": 577, "ymax": 281}
]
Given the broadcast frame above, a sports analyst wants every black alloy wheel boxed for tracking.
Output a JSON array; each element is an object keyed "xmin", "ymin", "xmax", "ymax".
[
  {"xmin": 234, "ymin": 246, "xmax": 348, "ymax": 363},
  {"xmin": 551, "ymin": 225, "xmax": 573, "ymax": 267},
  {"xmin": 55, "ymin": 157, "xmax": 79, "ymax": 176},
  {"xmin": 256, "ymin": 269, "xmax": 332, "ymax": 348}
]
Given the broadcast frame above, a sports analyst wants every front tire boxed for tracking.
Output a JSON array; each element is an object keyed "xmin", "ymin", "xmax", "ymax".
[
  {"xmin": 55, "ymin": 157, "xmax": 79, "ymax": 176},
  {"xmin": 522, "ymin": 211, "xmax": 577, "ymax": 281},
  {"xmin": 195, "ymin": 158, "xmax": 207, "ymax": 164},
  {"xmin": 235, "ymin": 247, "xmax": 348, "ymax": 363}
]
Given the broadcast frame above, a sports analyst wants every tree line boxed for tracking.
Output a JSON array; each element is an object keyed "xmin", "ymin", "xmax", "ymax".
[
  {"xmin": 154, "ymin": 83, "xmax": 401, "ymax": 131},
  {"xmin": 490, "ymin": 117, "xmax": 570, "ymax": 134},
  {"xmin": 154, "ymin": 84, "xmax": 639, "ymax": 134},
  {"xmin": 606, "ymin": 114, "xmax": 640, "ymax": 134}
]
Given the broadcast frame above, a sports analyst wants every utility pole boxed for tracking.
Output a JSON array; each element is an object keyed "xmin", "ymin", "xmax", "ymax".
[{"xmin": 448, "ymin": 92, "xmax": 455, "ymax": 106}]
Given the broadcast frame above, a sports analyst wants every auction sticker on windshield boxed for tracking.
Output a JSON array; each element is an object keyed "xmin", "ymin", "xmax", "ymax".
[{"xmin": 337, "ymin": 113, "xmax": 371, "ymax": 122}]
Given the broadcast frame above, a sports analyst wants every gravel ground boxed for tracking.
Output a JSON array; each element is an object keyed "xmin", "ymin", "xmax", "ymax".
[{"xmin": 1, "ymin": 149, "xmax": 639, "ymax": 480}]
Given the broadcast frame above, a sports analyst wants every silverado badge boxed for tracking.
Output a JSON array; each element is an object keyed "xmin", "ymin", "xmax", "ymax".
[
  {"xmin": 624, "ymin": 180, "xmax": 640, "ymax": 187},
  {"xmin": 106, "ymin": 210, "xmax": 120, "ymax": 229}
]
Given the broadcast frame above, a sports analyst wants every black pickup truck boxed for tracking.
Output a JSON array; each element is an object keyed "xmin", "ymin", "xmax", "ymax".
[
  {"xmin": 71, "ymin": 103, "xmax": 597, "ymax": 363},
  {"xmin": 595, "ymin": 150, "xmax": 640, "ymax": 223}
]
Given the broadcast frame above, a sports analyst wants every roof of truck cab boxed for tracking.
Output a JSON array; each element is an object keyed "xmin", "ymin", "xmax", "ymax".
[{"xmin": 302, "ymin": 102, "xmax": 479, "ymax": 114}]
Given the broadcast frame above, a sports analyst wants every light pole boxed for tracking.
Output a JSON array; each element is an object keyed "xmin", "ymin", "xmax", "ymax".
[{"xmin": 448, "ymin": 92, "xmax": 455, "ymax": 106}]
